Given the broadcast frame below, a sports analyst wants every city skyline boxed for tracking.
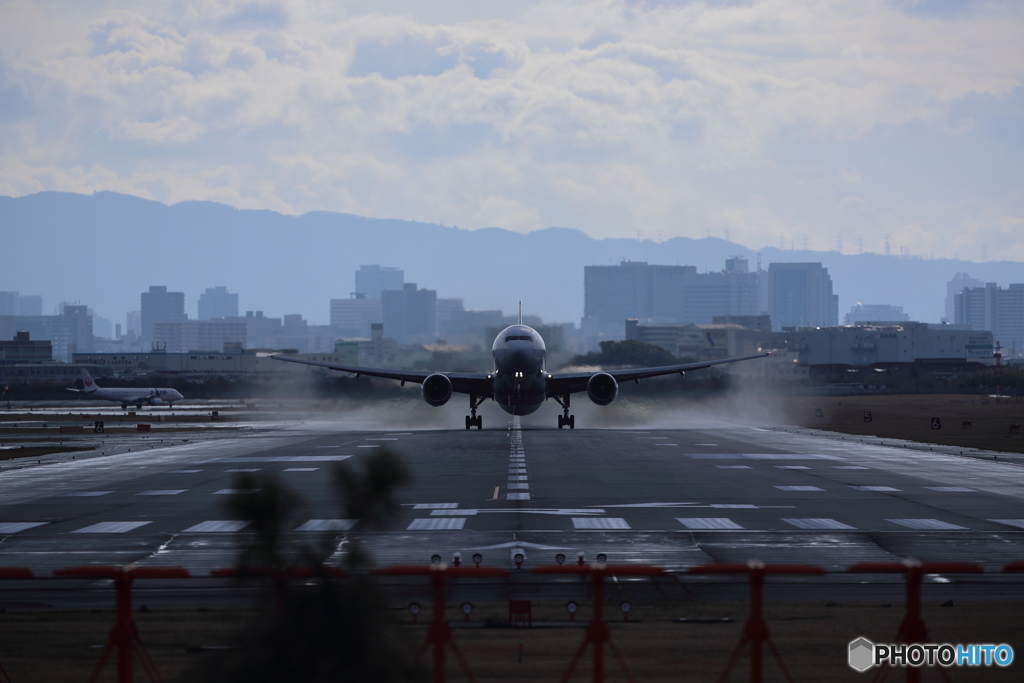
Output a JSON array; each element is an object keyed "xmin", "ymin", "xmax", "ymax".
[{"xmin": 0, "ymin": 2, "xmax": 1022, "ymax": 262}]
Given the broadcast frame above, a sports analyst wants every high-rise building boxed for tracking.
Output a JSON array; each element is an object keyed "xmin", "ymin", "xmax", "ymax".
[
  {"xmin": 355, "ymin": 265, "xmax": 404, "ymax": 300},
  {"xmin": 767, "ymin": 262, "xmax": 839, "ymax": 330},
  {"xmin": 382, "ymin": 283, "xmax": 437, "ymax": 344},
  {"xmin": 140, "ymin": 286, "xmax": 186, "ymax": 346},
  {"xmin": 583, "ymin": 259, "xmax": 761, "ymax": 329},
  {"xmin": 955, "ymin": 283, "xmax": 1024, "ymax": 357},
  {"xmin": 198, "ymin": 286, "xmax": 239, "ymax": 320},
  {"xmin": 152, "ymin": 321, "xmax": 248, "ymax": 353},
  {"xmin": 0, "ymin": 292, "xmax": 42, "ymax": 317},
  {"xmin": 945, "ymin": 273, "xmax": 983, "ymax": 323},
  {"xmin": 0, "ymin": 292, "xmax": 16, "ymax": 316},
  {"xmin": 330, "ymin": 295, "xmax": 382, "ymax": 337}
]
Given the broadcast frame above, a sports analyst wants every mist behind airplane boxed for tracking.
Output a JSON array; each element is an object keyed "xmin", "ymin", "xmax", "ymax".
[{"xmin": 273, "ymin": 318, "xmax": 768, "ymax": 429}]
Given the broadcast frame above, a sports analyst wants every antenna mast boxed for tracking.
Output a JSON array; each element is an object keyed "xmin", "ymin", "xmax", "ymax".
[{"xmin": 518, "ymin": 301, "xmax": 522, "ymax": 325}]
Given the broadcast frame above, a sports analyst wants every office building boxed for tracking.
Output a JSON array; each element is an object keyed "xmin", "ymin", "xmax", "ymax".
[
  {"xmin": 198, "ymin": 286, "xmax": 239, "ymax": 320},
  {"xmin": 355, "ymin": 265, "xmax": 404, "ymax": 299},
  {"xmin": 140, "ymin": 286, "xmax": 186, "ymax": 346},
  {"xmin": 767, "ymin": 262, "xmax": 839, "ymax": 330},
  {"xmin": 583, "ymin": 259, "xmax": 761, "ymax": 329},
  {"xmin": 0, "ymin": 305, "xmax": 94, "ymax": 361},
  {"xmin": 0, "ymin": 332, "xmax": 52, "ymax": 364},
  {"xmin": 382, "ymin": 283, "xmax": 437, "ymax": 344},
  {"xmin": 330, "ymin": 295, "xmax": 382, "ymax": 337},
  {"xmin": 845, "ymin": 303, "xmax": 909, "ymax": 325},
  {"xmin": 0, "ymin": 292, "xmax": 43, "ymax": 317},
  {"xmin": 946, "ymin": 273, "xmax": 983, "ymax": 323},
  {"xmin": 152, "ymin": 321, "xmax": 248, "ymax": 354},
  {"xmin": 955, "ymin": 283, "xmax": 1024, "ymax": 357}
]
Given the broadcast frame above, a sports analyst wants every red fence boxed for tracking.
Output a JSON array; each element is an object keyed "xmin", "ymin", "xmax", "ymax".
[{"xmin": 2, "ymin": 559, "xmax": 1023, "ymax": 683}]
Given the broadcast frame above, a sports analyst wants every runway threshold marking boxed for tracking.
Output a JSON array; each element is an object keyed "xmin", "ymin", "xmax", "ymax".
[
  {"xmin": 888, "ymin": 519, "xmax": 967, "ymax": 530},
  {"xmin": 572, "ymin": 518, "xmax": 630, "ymax": 530},
  {"xmin": 677, "ymin": 518, "xmax": 743, "ymax": 530},
  {"xmin": 990, "ymin": 519, "xmax": 1024, "ymax": 529},
  {"xmin": 72, "ymin": 521, "xmax": 151, "ymax": 534},
  {"xmin": 782, "ymin": 518, "xmax": 855, "ymax": 530},
  {"xmin": 508, "ymin": 417, "xmax": 530, "ymax": 501},
  {"xmin": 408, "ymin": 518, "xmax": 466, "ymax": 530},
  {"xmin": 63, "ymin": 491, "xmax": 113, "ymax": 497},
  {"xmin": 925, "ymin": 487, "xmax": 975, "ymax": 492},
  {"xmin": 774, "ymin": 486, "xmax": 824, "ymax": 492},
  {"xmin": 182, "ymin": 520, "xmax": 249, "ymax": 533},
  {"xmin": 295, "ymin": 519, "xmax": 356, "ymax": 531},
  {"xmin": 0, "ymin": 522, "xmax": 48, "ymax": 534}
]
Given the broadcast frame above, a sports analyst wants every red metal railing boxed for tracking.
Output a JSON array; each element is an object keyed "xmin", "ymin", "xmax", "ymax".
[{"xmin": 0, "ymin": 559, "xmax": 1019, "ymax": 683}]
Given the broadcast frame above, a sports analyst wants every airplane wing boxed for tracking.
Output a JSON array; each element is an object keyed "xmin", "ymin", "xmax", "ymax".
[
  {"xmin": 546, "ymin": 352, "xmax": 770, "ymax": 396},
  {"xmin": 270, "ymin": 356, "xmax": 493, "ymax": 397}
]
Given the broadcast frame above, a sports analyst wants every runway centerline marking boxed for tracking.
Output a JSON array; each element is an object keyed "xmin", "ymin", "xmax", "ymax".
[
  {"xmin": 677, "ymin": 518, "xmax": 743, "ymax": 530},
  {"xmin": 214, "ymin": 489, "xmax": 261, "ymax": 495},
  {"xmin": 136, "ymin": 490, "xmax": 186, "ymax": 496},
  {"xmin": 63, "ymin": 491, "xmax": 112, "ymax": 497},
  {"xmin": 412, "ymin": 503, "xmax": 458, "ymax": 509},
  {"xmin": 924, "ymin": 487, "xmax": 975, "ymax": 492},
  {"xmin": 572, "ymin": 518, "xmax": 630, "ymax": 530},
  {"xmin": 783, "ymin": 518, "xmax": 856, "ymax": 530},
  {"xmin": 507, "ymin": 416, "xmax": 530, "ymax": 501},
  {"xmin": 284, "ymin": 468, "xmax": 319, "ymax": 472},
  {"xmin": 170, "ymin": 470, "xmax": 202, "ymax": 473},
  {"xmin": 775, "ymin": 486, "xmax": 824, "ymax": 492},
  {"xmin": 850, "ymin": 486, "xmax": 901, "ymax": 492},
  {"xmin": 718, "ymin": 466, "xmax": 751, "ymax": 469}
]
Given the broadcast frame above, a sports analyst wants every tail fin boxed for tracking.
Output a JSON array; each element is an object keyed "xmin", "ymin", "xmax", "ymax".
[
  {"xmin": 81, "ymin": 369, "xmax": 98, "ymax": 393},
  {"xmin": 518, "ymin": 301, "xmax": 522, "ymax": 325}
]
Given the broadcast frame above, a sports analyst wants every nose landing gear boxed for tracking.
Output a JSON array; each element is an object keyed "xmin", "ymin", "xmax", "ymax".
[
  {"xmin": 554, "ymin": 394, "xmax": 574, "ymax": 429},
  {"xmin": 465, "ymin": 394, "xmax": 486, "ymax": 430}
]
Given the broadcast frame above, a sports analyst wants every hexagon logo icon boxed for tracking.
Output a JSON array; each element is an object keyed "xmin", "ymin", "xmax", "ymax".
[{"xmin": 848, "ymin": 637, "xmax": 875, "ymax": 672}]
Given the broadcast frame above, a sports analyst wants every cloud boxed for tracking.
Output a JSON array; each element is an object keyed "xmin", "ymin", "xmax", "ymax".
[{"xmin": 0, "ymin": 0, "xmax": 1021, "ymax": 259}]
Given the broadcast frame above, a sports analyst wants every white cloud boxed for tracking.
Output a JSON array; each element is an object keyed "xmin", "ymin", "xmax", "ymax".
[{"xmin": 0, "ymin": 0, "xmax": 1021, "ymax": 259}]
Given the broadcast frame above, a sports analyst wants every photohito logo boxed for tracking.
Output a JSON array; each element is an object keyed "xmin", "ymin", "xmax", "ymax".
[{"xmin": 849, "ymin": 638, "xmax": 1014, "ymax": 671}]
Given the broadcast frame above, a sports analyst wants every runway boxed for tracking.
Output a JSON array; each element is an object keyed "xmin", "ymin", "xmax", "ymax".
[{"xmin": 2, "ymin": 414, "xmax": 1024, "ymax": 602}]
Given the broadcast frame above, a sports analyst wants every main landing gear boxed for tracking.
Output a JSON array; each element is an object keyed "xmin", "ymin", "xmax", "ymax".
[
  {"xmin": 554, "ymin": 394, "xmax": 575, "ymax": 429},
  {"xmin": 465, "ymin": 394, "xmax": 485, "ymax": 430}
]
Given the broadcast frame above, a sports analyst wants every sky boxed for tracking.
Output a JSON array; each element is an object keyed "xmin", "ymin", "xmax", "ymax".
[{"xmin": 1, "ymin": 0, "xmax": 1022, "ymax": 262}]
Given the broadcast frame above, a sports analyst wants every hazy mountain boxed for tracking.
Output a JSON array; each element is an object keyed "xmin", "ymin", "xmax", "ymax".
[{"xmin": 2, "ymin": 191, "xmax": 1021, "ymax": 327}]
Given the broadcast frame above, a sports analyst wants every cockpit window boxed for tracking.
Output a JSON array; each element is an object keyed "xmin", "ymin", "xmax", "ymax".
[{"xmin": 505, "ymin": 335, "xmax": 533, "ymax": 342}]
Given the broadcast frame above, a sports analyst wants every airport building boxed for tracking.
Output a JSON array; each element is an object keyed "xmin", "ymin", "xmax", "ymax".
[
  {"xmin": 767, "ymin": 262, "xmax": 838, "ymax": 331},
  {"xmin": 954, "ymin": 282, "xmax": 1024, "ymax": 357},
  {"xmin": 780, "ymin": 323, "xmax": 993, "ymax": 367},
  {"xmin": 0, "ymin": 332, "xmax": 52, "ymax": 364},
  {"xmin": 197, "ymin": 286, "xmax": 239, "ymax": 321},
  {"xmin": 845, "ymin": 303, "xmax": 910, "ymax": 325}
]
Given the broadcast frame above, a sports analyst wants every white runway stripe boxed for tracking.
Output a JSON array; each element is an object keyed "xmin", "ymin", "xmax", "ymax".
[
  {"xmin": 850, "ymin": 486, "xmax": 900, "ymax": 492},
  {"xmin": 775, "ymin": 486, "xmax": 823, "ymax": 492},
  {"xmin": 413, "ymin": 503, "xmax": 458, "ymax": 509},
  {"xmin": 990, "ymin": 519, "xmax": 1024, "ymax": 529},
  {"xmin": 63, "ymin": 491, "xmax": 112, "ymax": 497},
  {"xmin": 507, "ymin": 483, "xmax": 529, "ymax": 490},
  {"xmin": 225, "ymin": 469, "xmax": 260, "ymax": 473},
  {"xmin": 783, "ymin": 518, "xmax": 855, "ymax": 530},
  {"xmin": 677, "ymin": 518, "xmax": 743, "ymax": 530},
  {"xmin": 507, "ymin": 493, "xmax": 531, "ymax": 501},
  {"xmin": 204, "ymin": 456, "xmax": 351, "ymax": 463},
  {"xmin": 73, "ymin": 521, "xmax": 151, "ymax": 534},
  {"xmin": 834, "ymin": 466, "xmax": 869, "ymax": 470},
  {"xmin": 572, "ymin": 518, "xmax": 630, "ymax": 529},
  {"xmin": 711, "ymin": 504, "xmax": 757, "ymax": 508},
  {"xmin": 408, "ymin": 518, "xmax": 466, "ymax": 530},
  {"xmin": 170, "ymin": 470, "xmax": 202, "ymax": 473},
  {"xmin": 888, "ymin": 518, "xmax": 967, "ymax": 530},
  {"xmin": 295, "ymin": 519, "xmax": 357, "ymax": 531},
  {"xmin": 0, "ymin": 522, "xmax": 47, "ymax": 534},
  {"xmin": 183, "ymin": 520, "xmax": 249, "ymax": 533},
  {"xmin": 284, "ymin": 468, "xmax": 319, "ymax": 472},
  {"xmin": 431, "ymin": 509, "xmax": 478, "ymax": 516},
  {"xmin": 717, "ymin": 465, "xmax": 751, "ymax": 469},
  {"xmin": 136, "ymin": 490, "xmax": 186, "ymax": 496},
  {"xmin": 924, "ymin": 487, "xmax": 975, "ymax": 492},
  {"xmin": 776, "ymin": 466, "xmax": 810, "ymax": 470},
  {"xmin": 213, "ymin": 489, "xmax": 261, "ymax": 495},
  {"xmin": 508, "ymin": 475, "xmax": 528, "ymax": 481}
]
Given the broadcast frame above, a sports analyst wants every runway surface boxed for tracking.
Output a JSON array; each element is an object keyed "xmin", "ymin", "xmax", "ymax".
[{"xmin": 2, "ymin": 414, "xmax": 1024, "ymax": 603}]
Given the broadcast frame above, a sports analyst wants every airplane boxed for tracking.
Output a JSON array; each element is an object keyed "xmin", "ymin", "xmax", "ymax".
[
  {"xmin": 272, "ymin": 306, "xmax": 768, "ymax": 429},
  {"xmin": 68, "ymin": 369, "xmax": 183, "ymax": 410}
]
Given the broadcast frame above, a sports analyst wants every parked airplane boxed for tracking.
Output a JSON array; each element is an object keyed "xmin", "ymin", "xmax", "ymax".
[
  {"xmin": 273, "ymin": 307, "xmax": 768, "ymax": 429},
  {"xmin": 69, "ymin": 369, "xmax": 183, "ymax": 410}
]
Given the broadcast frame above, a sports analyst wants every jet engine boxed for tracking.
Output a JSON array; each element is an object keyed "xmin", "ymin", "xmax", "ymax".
[
  {"xmin": 586, "ymin": 372, "xmax": 618, "ymax": 406},
  {"xmin": 421, "ymin": 373, "xmax": 453, "ymax": 407},
  {"xmin": 148, "ymin": 398, "xmax": 164, "ymax": 406}
]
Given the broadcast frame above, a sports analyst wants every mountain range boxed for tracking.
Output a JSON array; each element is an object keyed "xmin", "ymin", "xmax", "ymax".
[{"xmin": 2, "ymin": 191, "xmax": 1022, "ymax": 328}]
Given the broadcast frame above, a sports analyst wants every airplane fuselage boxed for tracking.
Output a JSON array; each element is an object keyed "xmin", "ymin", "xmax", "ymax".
[{"xmin": 491, "ymin": 324, "xmax": 547, "ymax": 415}]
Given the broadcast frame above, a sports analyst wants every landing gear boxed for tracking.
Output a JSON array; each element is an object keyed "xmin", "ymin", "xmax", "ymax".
[
  {"xmin": 465, "ymin": 394, "xmax": 485, "ymax": 430},
  {"xmin": 554, "ymin": 394, "xmax": 574, "ymax": 429},
  {"xmin": 121, "ymin": 402, "xmax": 128, "ymax": 411}
]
